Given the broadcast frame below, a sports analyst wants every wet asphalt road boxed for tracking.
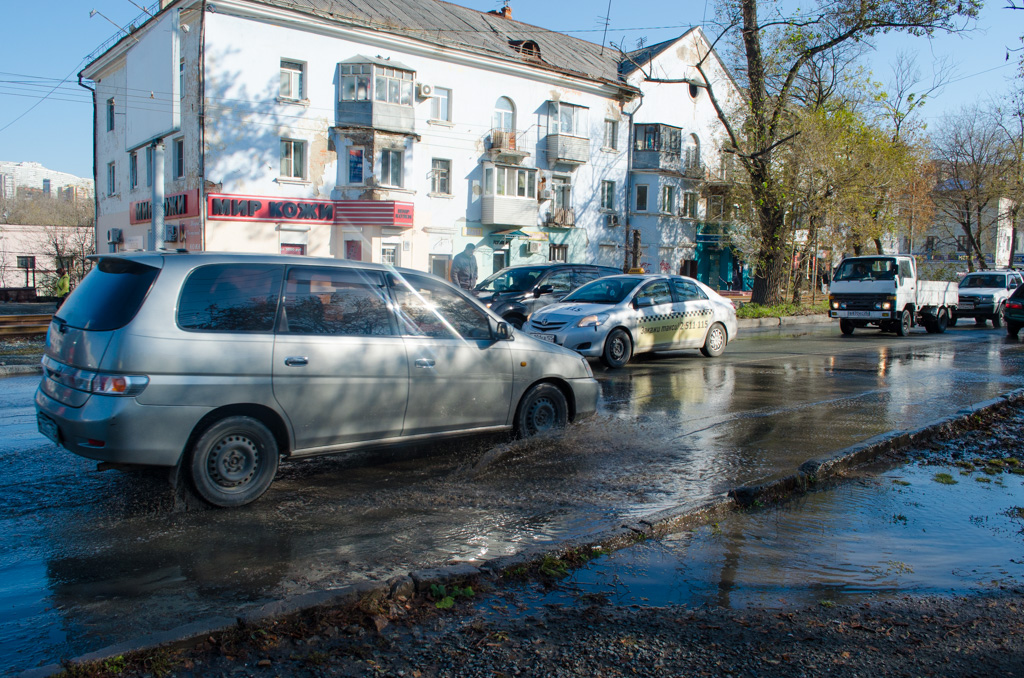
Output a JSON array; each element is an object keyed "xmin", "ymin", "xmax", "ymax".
[{"xmin": 3, "ymin": 322, "xmax": 1024, "ymax": 675}]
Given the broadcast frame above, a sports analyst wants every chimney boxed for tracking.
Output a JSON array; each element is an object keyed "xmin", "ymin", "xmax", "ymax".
[{"xmin": 501, "ymin": 4, "xmax": 512, "ymax": 19}]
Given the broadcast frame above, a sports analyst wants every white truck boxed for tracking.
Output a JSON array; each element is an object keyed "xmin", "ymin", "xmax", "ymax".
[{"xmin": 828, "ymin": 255, "xmax": 958, "ymax": 336}]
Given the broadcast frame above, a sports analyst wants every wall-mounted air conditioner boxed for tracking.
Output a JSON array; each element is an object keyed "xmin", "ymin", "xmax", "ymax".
[
  {"xmin": 539, "ymin": 188, "xmax": 553, "ymax": 200},
  {"xmin": 416, "ymin": 82, "xmax": 433, "ymax": 98},
  {"xmin": 164, "ymin": 224, "xmax": 179, "ymax": 242},
  {"xmin": 527, "ymin": 241, "xmax": 544, "ymax": 255},
  {"xmin": 107, "ymin": 228, "xmax": 123, "ymax": 244},
  {"xmin": 606, "ymin": 213, "xmax": 620, "ymax": 227}
]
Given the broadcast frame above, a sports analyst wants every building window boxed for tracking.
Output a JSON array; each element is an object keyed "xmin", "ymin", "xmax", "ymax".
[
  {"xmin": 431, "ymin": 158, "xmax": 451, "ymax": 195},
  {"xmin": 635, "ymin": 184, "xmax": 648, "ymax": 211},
  {"xmin": 107, "ymin": 161, "xmax": 116, "ymax": 196},
  {"xmin": 493, "ymin": 97, "xmax": 515, "ymax": 132},
  {"xmin": 280, "ymin": 59, "xmax": 305, "ymax": 100},
  {"xmin": 660, "ymin": 185, "xmax": 675, "ymax": 214},
  {"xmin": 173, "ymin": 138, "xmax": 185, "ymax": 179},
  {"xmin": 547, "ymin": 101, "xmax": 589, "ymax": 138},
  {"xmin": 381, "ymin": 244, "xmax": 397, "ymax": 266},
  {"xmin": 484, "ymin": 165, "xmax": 536, "ymax": 199},
  {"xmin": 129, "ymin": 152, "xmax": 138, "ymax": 189},
  {"xmin": 106, "ymin": 98, "xmax": 115, "ymax": 131},
  {"xmin": 957, "ymin": 235, "xmax": 968, "ymax": 252},
  {"xmin": 635, "ymin": 124, "xmax": 681, "ymax": 154},
  {"xmin": 681, "ymin": 192, "xmax": 698, "ymax": 218},
  {"xmin": 381, "ymin": 149, "xmax": 403, "ymax": 187},
  {"xmin": 925, "ymin": 235, "xmax": 938, "ymax": 251},
  {"xmin": 373, "ymin": 67, "xmax": 414, "ymax": 105},
  {"xmin": 145, "ymin": 146, "xmax": 154, "ymax": 187},
  {"xmin": 430, "ymin": 87, "xmax": 451, "ymax": 122},
  {"xmin": 43, "ymin": 179, "xmax": 51, "ymax": 196},
  {"xmin": 340, "ymin": 63, "xmax": 371, "ymax": 101},
  {"xmin": 347, "ymin": 147, "xmax": 364, "ymax": 184},
  {"xmin": 604, "ymin": 119, "xmax": 618, "ymax": 150},
  {"xmin": 180, "ymin": 58, "xmax": 185, "ymax": 98},
  {"xmin": 683, "ymin": 134, "xmax": 701, "ymax": 170},
  {"xmin": 549, "ymin": 244, "xmax": 568, "ymax": 262},
  {"xmin": 280, "ymin": 138, "xmax": 305, "ymax": 179},
  {"xmin": 708, "ymin": 195, "xmax": 726, "ymax": 221},
  {"xmin": 601, "ymin": 180, "xmax": 615, "ymax": 211}
]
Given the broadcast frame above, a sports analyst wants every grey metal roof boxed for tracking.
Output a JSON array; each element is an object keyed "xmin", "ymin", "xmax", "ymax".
[
  {"xmin": 620, "ymin": 37, "xmax": 682, "ymax": 77},
  {"xmin": 253, "ymin": 0, "xmax": 635, "ymax": 89}
]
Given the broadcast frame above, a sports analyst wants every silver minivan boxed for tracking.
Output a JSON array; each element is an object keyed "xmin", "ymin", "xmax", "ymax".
[{"xmin": 35, "ymin": 252, "xmax": 598, "ymax": 507}]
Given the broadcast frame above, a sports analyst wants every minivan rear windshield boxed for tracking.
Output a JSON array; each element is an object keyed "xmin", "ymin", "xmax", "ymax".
[{"xmin": 55, "ymin": 258, "xmax": 160, "ymax": 331}]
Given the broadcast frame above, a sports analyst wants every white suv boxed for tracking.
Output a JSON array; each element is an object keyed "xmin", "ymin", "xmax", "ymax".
[{"xmin": 953, "ymin": 270, "xmax": 1024, "ymax": 327}]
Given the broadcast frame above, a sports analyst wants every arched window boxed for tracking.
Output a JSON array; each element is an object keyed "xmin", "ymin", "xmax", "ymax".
[
  {"xmin": 683, "ymin": 134, "xmax": 700, "ymax": 170},
  {"xmin": 493, "ymin": 97, "xmax": 516, "ymax": 132}
]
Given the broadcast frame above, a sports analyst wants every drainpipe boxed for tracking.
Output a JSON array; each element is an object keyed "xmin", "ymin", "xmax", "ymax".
[
  {"xmin": 151, "ymin": 141, "xmax": 165, "ymax": 250},
  {"xmin": 78, "ymin": 75, "xmax": 99, "ymax": 257},
  {"xmin": 198, "ymin": 0, "xmax": 207, "ymax": 248},
  {"xmin": 624, "ymin": 94, "xmax": 643, "ymax": 272}
]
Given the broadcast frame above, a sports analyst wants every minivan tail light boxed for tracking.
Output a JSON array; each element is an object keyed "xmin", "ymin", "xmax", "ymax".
[{"xmin": 42, "ymin": 356, "xmax": 149, "ymax": 397}]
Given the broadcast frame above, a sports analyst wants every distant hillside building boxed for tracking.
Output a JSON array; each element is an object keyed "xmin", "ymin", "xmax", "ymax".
[
  {"xmin": 0, "ymin": 161, "xmax": 94, "ymax": 203},
  {"xmin": 81, "ymin": 0, "xmax": 741, "ymax": 286}
]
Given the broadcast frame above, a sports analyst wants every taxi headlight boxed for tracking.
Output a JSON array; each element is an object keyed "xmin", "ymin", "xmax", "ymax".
[{"xmin": 577, "ymin": 314, "xmax": 608, "ymax": 328}]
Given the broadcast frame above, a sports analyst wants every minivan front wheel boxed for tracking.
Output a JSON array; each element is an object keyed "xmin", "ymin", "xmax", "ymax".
[
  {"xmin": 189, "ymin": 416, "xmax": 279, "ymax": 508},
  {"xmin": 514, "ymin": 383, "xmax": 569, "ymax": 438}
]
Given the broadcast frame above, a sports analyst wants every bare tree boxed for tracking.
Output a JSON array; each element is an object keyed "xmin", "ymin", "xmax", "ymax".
[{"xmin": 931, "ymin": 106, "xmax": 1009, "ymax": 271}]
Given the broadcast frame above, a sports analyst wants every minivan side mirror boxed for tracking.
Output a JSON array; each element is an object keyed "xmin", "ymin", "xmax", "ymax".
[
  {"xmin": 534, "ymin": 284, "xmax": 554, "ymax": 297},
  {"xmin": 495, "ymin": 321, "xmax": 513, "ymax": 341}
]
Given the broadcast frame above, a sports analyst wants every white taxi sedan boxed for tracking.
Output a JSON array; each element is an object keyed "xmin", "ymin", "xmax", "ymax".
[{"xmin": 521, "ymin": 274, "xmax": 739, "ymax": 368}]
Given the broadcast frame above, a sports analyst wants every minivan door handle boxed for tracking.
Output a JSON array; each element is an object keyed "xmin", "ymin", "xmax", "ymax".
[
  {"xmin": 414, "ymin": 358, "xmax": 436, "ymax": 369},
  {"xmin": 284, "ymin": 356, "xmax": 308, "ymax": 367}
]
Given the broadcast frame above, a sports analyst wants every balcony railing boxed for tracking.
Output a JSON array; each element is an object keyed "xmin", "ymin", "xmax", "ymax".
[
  {"xmin": 545, "ymin": 207, "xmax": 576, "ymax": 227},
  {"xmin": 682, "ymin": 161, "xmax": 705, "ymax": 180},
  {"xmin": 490, "ymin": 129, "xmax": 517, "ymax": 151}
]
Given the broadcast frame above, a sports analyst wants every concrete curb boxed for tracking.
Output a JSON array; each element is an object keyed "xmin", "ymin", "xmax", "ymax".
[
  {"xmin": 0, "ymin": 364, "xmax": 40, "ymax": 378},
  {"xmin": 19, "ymin": 386, "xmax": 1024, "ymax": 678},
  {"xmin": 736, "ymin": 314, "xmax": 831, "ymax": 331}
]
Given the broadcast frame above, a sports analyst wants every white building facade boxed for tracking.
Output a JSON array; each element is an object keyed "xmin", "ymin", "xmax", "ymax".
[{"xmin": 82, "ymin": 0, "xmax": 739, "ymax": 282}]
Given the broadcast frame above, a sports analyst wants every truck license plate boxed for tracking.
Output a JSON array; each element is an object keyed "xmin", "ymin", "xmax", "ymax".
[
  {"xmin": 37, "ymin": 413, "xmax": 59, "ymax": 444},
  {"xmin": 530, "ymin": 333, "xmax": 556, "ymax": 343},
  {"xmin": 845, "ymin": 311, "xmax": 872, "ymax": 317}
]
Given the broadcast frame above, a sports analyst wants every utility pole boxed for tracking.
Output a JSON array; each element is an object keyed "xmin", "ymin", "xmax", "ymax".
[{"xmin": 150, "ymin": 140, "xmax": 165, "ymax": 250}]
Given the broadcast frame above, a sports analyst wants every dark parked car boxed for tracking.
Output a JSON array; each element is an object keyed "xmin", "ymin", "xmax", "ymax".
[
  {"xmin": 1004, "ymin": 283, "xmax": 1024, "ymax": 338},
  {"xmin": 474, "ymin": 263, "xmax": 621, "ymax": 328}
]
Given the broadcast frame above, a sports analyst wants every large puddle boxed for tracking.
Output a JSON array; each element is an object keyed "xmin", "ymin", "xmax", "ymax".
[{"xmin": 495, "ymin": 462, "xmax": 1024, "ymax": 613}]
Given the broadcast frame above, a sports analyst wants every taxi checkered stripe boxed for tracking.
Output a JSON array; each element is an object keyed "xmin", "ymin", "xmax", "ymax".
[{"xmin": 644, "ymin": 309, "xmax": 712, "ymax": 322}]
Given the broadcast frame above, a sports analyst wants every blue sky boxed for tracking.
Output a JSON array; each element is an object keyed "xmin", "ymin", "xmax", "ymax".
[{"xmin": 1, "ymin": 0, "xmax": 1020, "ymax": 180}]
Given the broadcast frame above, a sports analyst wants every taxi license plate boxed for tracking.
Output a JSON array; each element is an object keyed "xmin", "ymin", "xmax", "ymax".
[
  {"xmin": 530, "ymin": 333, "xmax": 556, "ymax": 343},
  {"xmin": 37, "ymin": 413, "xmax": 59, "ymax": 444}
]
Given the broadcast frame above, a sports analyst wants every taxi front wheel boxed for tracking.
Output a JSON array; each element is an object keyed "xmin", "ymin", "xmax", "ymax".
[{"xmin": 601, "ymin": 328, "xmax": 632, "ymax": 368}]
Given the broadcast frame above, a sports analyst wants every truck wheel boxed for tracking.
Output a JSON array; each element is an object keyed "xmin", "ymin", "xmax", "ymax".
[
  {"xmin": 934, "ymin": 308, "xmax": 948, "ymax": 334},
  {"xmin": 992, "ymin": 304, "xmax": 1005, "ymax": 328},
  {"xmin": 948, "ymin": 315, "xmax": 958, "ymax": 327},
  {"xmin": 839, "ymin": 319, "xmax": 855, "ymax": 335},
  {"xmin": 1008, "ymin": 322, "xmax": 1021, "ymax": 339},
  {"xmin": 895, "ymin": 309, "xmax": 912, "ymax": 336}
]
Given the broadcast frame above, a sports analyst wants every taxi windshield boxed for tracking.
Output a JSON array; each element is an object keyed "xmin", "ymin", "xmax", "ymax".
[{"xmin": 564, "ymin": 277, "xmax": 644, "ymax": 304}]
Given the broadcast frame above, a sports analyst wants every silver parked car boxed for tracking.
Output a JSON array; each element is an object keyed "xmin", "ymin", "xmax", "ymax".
[
  {"xmin": 953, "ymin": 270, "xmax": 1023, "ymax": 328},
  {"xmin": 522, "ymin": 274, "xmax": 739, "ymax": 368},
  {"xmin": 35, "ymin": 252, "xmax": 598, "ymax": 507}
]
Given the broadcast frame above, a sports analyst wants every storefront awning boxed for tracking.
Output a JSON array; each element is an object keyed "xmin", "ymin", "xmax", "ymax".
[{"xmin": 491, "ymin": 229, "xmax": 530, "ymax": 242}]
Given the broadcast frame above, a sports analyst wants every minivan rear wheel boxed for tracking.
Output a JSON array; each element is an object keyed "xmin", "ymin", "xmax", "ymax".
[
  {"xmin": 189, "ymin": 416, "xmax": 279, "ymax": 508},
  {"xmin": 514, "ymin": 383, "xmax": 569, "ymax": 438}
]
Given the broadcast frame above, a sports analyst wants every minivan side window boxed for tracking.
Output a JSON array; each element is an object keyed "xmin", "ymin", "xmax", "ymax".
[
  {"xmin": 544, "ymin": 269, "xmax": 573, "ymax": 294},
  {"xmin": 178, "ymin": 264, "xmax": 283, "ymax": 332},
  {"xmin": 390, "ymin": 273, "xmax": 492, "ymax": 339},
  {"xmin": 281, "ymin": 267, "xmax": 393, "ymax": 336}
]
